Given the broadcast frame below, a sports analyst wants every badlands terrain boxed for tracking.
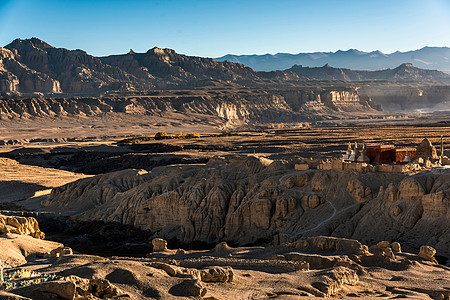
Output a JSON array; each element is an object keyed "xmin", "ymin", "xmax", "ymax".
[
  {"xmin": 0, "ymin": 38, "xmax": 449, "ymax": 299},
  {"xmin": 0, "ymin": 124, "xmax": 449, "ymax": 299}
]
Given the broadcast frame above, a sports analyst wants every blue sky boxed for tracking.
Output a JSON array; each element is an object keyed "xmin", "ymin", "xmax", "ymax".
[{"xmin": 1, "ymin": 0, "xmax": 449, "ymax": 57}]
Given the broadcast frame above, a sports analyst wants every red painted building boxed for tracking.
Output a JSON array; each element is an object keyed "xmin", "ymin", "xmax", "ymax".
[
  {"xmin": 393, "ymin": 148, "xmax": 416, "ymax": 162},
  {"xmin": 366, "ymin": 144, "xmax": 416, "ymax": 164}
]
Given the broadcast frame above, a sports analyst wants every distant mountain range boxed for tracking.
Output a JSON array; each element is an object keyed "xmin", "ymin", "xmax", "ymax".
[
  {"xmin": 1, "ymin": 38, "xmax": 449, "ymax": 95},
  {"xmin": 216, "ymin": 47, "xmax": 450, "ymax": 72},
  {"xmin": 283, "ymin": 63, "xmax": 450, "ymax": 82}
]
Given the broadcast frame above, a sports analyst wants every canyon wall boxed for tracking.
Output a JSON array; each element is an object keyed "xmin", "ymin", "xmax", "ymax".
[
  {"xmin": 0, "ymin": 89, "xmax": 382, "ymax": 124},
  {"xmin": 0, "ymin": 90, "xmax": 381, "ymax": 124}
]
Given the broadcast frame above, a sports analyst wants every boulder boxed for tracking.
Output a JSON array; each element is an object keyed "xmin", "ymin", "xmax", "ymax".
[
  {"xmin": 284, "ymin": 252, "xmax": 336, "ymax": 269},
  {"xmin": 213, "ymin": 241, "xmax": 232, "ymax": 255},
  {"xmin": 169, "ymin": 279, "xmax": 207, "ymax": 297},
  {"xmin": 149, "ymin": 262, "xmax": 200, "ymax": 279},
  {"xmin": 384, "ymin": 248, "xmax": 396, "ymax": 261},
  {"xmin": 369, "ymin": 245, "xmax": 396, "ymax": 262},
  {"xmin": 34, "ymin": 280, "xmax": 76, "ymax": 300},
  {"xmin": 152, "ymin": 238, "xmax": 167, "ymax": 252},
  {"xmin": 176, "ymin": 249, "xmax": 186, "ymax": 255},
  {"xmin": 376, "ymin": 241, "xmax": 391, "ymax": 249},
  {"xmin": 88, "ymin": 278, "xmax": 121, "ymax": 298},
  {"xmin": 391, "ymin": 242, "xmax": 401, "ymax": 253},
  {"xmin": 312, "ymin": 267, "xmax": 359, "ymax": 297},
  {"xmin": 418, "ymin": 245, "xmax": 437, "ymax": 263},
  {"xmin": 200, "ymin": 266, "xmax": 233, "ymax": 282},
  {"xmin": 50, "ymin": 246, "xmax": 73, "ymax": 258},
  {"xmin": 290, "ymin": 236, "xmax": 367, "ymax": 255},
  {"xmin": 0, "ymin": 215, "xmax": 45, "ymax": 239},
  {"xmin": 31, "ymin": 276, "xmax": 124, "ymax": 300}
]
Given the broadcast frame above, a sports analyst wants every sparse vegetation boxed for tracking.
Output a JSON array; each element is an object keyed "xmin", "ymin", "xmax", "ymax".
[
  {"xmin": 117, "ymin": 132, "xmax": 204, "ymax": 145},
  {"xmin": 155, "ymin": 131, "xmax": 169, "ymax": 140},
  {"xmin": 117, "ymin": 136, "xmax": 154, "ymax": 145}
]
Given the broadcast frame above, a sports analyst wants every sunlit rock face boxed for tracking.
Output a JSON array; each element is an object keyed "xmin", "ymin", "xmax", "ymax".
[
  {"xmin": 43, "ymin": 156, "xmax": 450, "ymax": 257},
  {"xmin": 0, "ymin": 214, "xmax": 45, "ymax": 239},
  {"xmin": 0, "ymin": 88, "xmax": 382, "ymax": 125}
]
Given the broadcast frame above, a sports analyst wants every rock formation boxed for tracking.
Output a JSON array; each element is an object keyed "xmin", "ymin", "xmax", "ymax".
[
  {"xmin": 416, "ymin": 138, "xmax": 438, "ymax": 158},
  {"xmin": 286, "ymin": 63, "xmax": 450, "ymax": 83},
  {"xmin": 152, "ymin": 238, "xmax": 167, "ymax": 252},
  {"xmin": 418, "ymin": 245, "xmax": 437, "ymax": 263},
  {"xmin": 3, "ymin": 38, "xmax": 138, "ymax": 94},
  {"xmin": 0, "ymin": 46, "xmax": 61, "ymax": 94},
  {"xmin": 0, "ymin": 214, "xmax": 45, "ymax": 239},
  {"xmin": 2, "ymin": 38, "xmax": 449, "ymax": 102},
  {"xmin": 50, "ymin": 246, "xmax": 73, "ymax": 258},
  {"xmin": 1, "ymin": 38, "xmax": 259, "ymax": 94},
  {"xmin": 0, "ymin": 216, "xmax": 448, "ymax": 299},
  {"xmin": 42, "ymin": 156, "xmax": 450, "ymax": 258},
  {"xmin": 0, "ymin": 89, "xmax": 384, "ymax": 125}
]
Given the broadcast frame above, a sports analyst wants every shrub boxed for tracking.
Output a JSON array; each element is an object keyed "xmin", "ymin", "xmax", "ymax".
[
  {"xmin": 117, "ymin": 136, "xmax": 154, "ymax": 145},
  {"xmin": 185, "ymin": 133, "xmax": 200, "ymax": 138},
  {"xmin": 155, "ymin": 132, "xmax": 169, "ymax": 140}
]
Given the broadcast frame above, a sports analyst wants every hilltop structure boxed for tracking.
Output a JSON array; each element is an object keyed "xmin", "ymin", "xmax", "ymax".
[
  {"xmin": 342, "ymin": 143, "xmax": 370, "ymax": 163},
  {"xmin": 364, "ymin": 145, "xmax": 417, "ymax": 164},
  {"xmin": 340, "ymin": 137, "xmax": 444, "ymax": 166},
  {"xmin": 415, "ymin": 138, "xmax": 438, "ymax": 159}
]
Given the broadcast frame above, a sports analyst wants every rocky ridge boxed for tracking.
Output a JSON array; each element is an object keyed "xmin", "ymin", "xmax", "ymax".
[
  {"xmin": 42, "ymin": 156, "xmax": 450, "ymax": 260},
  {"xmin": 286, "ymin": 63, "xmax": 450, "ymax": 83},
  {"xmin": 0, "ymin": 89, "xmax": 383, "ymax": 124},
  {"xmin": 1, "ymin": 38, "xmax": 259, "ymax": 94},
  {"xmin": 1, "ymin": 38, "xmax": 449, "ymax": 96},
  {"xmin": 0, "ymin": 214, "xmax": 45, "ymax": 239}
]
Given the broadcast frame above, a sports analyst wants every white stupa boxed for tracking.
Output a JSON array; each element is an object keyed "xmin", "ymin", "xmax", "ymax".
[
  {"xmin": 343, "ymin": 142, "xmax": 352, "ymax": 162},
  {"xmin": 348, "ymin": 149, "xmax": 356, "ymax": 162},
  {"xmin": 403, "ymin": 151, "xmax": 411, "ymax": 163},
  {"xmin": 357, "ymin": 144, "xmax": 370, "ymax": 163}
]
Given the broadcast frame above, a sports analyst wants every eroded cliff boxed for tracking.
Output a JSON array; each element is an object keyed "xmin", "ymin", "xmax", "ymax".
[
  {"xmin": 0, "ymin": 89, "xmax": 384, "ymax": 127},
  {"xmin": 42, "ymin": 156, "xmax": 450, "ymax": 259}
]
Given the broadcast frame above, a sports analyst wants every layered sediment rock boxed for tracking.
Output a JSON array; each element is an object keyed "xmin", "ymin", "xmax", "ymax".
[
  {"xmin": 0, "ymin": 89, "xmax": 383, "ymax": 125},
  {"xmin": 0, "ymin": 47, "xmax": 61, "ymax": 94},
  {"xmin": 43, "ymin": 156, "xmax": 450, "ymax": 258},
  {"xmin": 0, "ymin": 214, "xmax": 45, "ymax": 239},
  {"xmin": 3, "ymin": 38, "xmax": 138, "ymax": 93}
]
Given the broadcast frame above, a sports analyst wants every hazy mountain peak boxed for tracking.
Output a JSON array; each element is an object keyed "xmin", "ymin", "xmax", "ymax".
[
  {"xmin": 216, "ymin": 47, "xmax": 450, "ymax": 72},
  {"xmin": 398, "ymin": 62, "xmax": 414, "ymax": 68}
]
